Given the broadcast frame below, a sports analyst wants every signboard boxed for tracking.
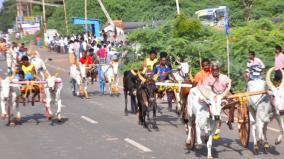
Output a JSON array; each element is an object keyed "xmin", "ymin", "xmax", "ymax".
[
  {"xmin": 24, "ymin": 16, "xmax": 36, "ymax": 22},
  {"xmin": 21, "ymin": 23, "xmax": 40, "ymax": 35}
]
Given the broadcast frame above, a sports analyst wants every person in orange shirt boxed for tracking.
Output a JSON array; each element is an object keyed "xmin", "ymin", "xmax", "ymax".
[{"xmin": 193, "ymin": 58, "xmax": 211, "ymax": 86}]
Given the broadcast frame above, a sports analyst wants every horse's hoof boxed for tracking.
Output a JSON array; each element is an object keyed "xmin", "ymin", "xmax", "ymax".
[
  {"xmin": 275, "ymin": 139, "xmax": 281, "ymax": 145},
  {"xmin": 207, "ymin": 156, "xmax": 213, "ymax": 159}
]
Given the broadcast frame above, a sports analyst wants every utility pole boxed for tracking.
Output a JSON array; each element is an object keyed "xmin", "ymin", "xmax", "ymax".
[
  {"xmin": 42, "ymin": 0, "xmax": 47, "ymax": 32},
  {"xmin": 30, "ymin": 1, "xmax": 33, "ymax": 15},
  {"xmin": 63, "ymin": 0, "xmax": 69, "ymax": 34},
  {"xmin": 97, "ymin": 0, "xmax": 114, "ymax": 26},
  {"xmin": 84, "ymin": 0, "xmax": 88, "ymax": 33},
  {"xmin": 176, "ymin": 0, "xmax": 180, "ymax": 15}
]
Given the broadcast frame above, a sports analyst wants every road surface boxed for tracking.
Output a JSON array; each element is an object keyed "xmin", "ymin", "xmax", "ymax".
[{"xmin": 0, "ymin": 49, "xmax": 283, "ymax": 159}]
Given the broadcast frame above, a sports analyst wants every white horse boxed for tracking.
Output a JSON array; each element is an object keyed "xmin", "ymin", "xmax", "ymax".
[
  {"xmin": 44, "ymin": 75, "xmax": 63, "ymax": 121},
  {"xmin": 248, "ymin": 67, "xmax": 284, "ymax": 153}
]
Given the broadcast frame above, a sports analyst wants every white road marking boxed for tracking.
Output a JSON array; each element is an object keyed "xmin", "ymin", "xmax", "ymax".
[
  {"xmin": 221, "ymin": 114, "xmax": 280, "ymax": 133},
  {"xmin": 81, "ymin": 116, "xmax": 98, "ymax": 124},
  {"xmin": 124, "ymin": 138, "xmax": 152, "ymax": 152}
]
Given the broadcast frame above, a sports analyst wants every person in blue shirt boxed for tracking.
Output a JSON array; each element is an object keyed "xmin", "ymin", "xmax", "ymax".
[
  {"xmin": 152, "ymin": 56, "xmax": 177, "ymax": 111},
  {"xmin": 152, "ymin": 56, "xmax": 176, "ymax": 82}
]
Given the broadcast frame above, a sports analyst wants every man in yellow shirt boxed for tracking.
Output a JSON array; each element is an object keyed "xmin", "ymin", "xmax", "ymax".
[
  {"xmin": 21, "ymin": 56, "xmax": 36, "ymax": 80},
  {"xmin": 142, "ymin": 50, "xmax": 158, "ymax": 73}
]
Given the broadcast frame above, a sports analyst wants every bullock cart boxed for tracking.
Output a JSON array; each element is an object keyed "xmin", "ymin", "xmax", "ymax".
[
  {"xmin": 4, "ymin": 80, "xmax": 62, "ymax": 125},
  {"xmin": 226, "ymin": 90, "xmax": 267, "ymax": 148}
]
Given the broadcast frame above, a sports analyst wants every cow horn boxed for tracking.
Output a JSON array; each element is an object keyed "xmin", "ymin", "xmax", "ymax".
[
  {"xmin": 44, "ymin": 70, "xmax": 50, "ymax": 79},
  {"xmin": 131, "ymin": 69, "xmax": 137, "ymax": 76},
  {"xmin": 280, "ymin": 69, "xmax": 284, "ymax": 88},
  {"xmin": 266, "ymin": 67, "xmax": 276, "ymax": 90},
  {"xmin": 153, "ymin": 71, "xmax": 160, "ymax": 81},
  {"xmin": 219, "ymin": 79, "xmax": 232, "ymax": 98},
  {"xmin": 137, "ymin": 72, "xmax": 146, "ymax": 83}
]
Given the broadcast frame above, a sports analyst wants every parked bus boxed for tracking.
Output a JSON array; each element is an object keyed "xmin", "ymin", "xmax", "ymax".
[{"xmin": 195, "ymin": 6, "xmax": 228, "ymax": 27}]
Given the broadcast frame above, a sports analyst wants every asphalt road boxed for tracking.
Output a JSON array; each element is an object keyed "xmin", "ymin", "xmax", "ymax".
[{"xmin": 0, "ymin": 49, "xmax": 283, "ymax": 159}]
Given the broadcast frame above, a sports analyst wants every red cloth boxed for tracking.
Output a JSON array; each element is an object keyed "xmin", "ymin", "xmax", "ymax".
[
  {"xmin": 79, "ymin": 55, "xmax": 92, "ymax": 65},
  {"xmin": 97, "ymin": 48, "xmax": 106, "ymax": 58}
]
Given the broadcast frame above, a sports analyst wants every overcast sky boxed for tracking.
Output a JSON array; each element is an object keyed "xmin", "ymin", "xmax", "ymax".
[{"xmin": 0, "ymin": 0, "xmax": 3, "ymax": 9}]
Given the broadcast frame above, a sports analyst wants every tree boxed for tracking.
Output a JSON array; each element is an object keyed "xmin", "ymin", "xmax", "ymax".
[{"xmin": 241, "ymin": 0, "xmax": 254, "ymax": 21}]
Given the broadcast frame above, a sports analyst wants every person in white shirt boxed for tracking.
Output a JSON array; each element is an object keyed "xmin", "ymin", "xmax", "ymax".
[
  {"xmin": 59, "ymin": 37, "xmax": 65, "ymax": 54},
  {"xmin": 64, "ymin": 37, "xmax": 68, "ymax": 54},
  {"xmin": 6, "ymin": 42, "xmax": 18, "ymax": 75},
  {"xmin": 243, "ymin": 51, "xmax": 265, "ymax": 81}
]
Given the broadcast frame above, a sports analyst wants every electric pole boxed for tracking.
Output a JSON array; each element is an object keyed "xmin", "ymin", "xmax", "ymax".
[
  {"xmin": 63, "ymin": 0, "xmax": 69, "ymax": 34},
  {"xmin": 42, "ymin": 0, "xmax": 47, "ymax": 32},
  {"xmin": 176, "ymin": 0, "xmax": 180, "ymax": 15},
  {"xmin": 84, "ymin": 0, "xmax": 88, "ymax": 33}
]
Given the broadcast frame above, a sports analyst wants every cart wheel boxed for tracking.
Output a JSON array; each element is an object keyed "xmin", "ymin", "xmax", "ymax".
[
  {"xmin": 239, "ymin": 108, "xmax": 250, "ymax": 148},
  {"xmin": 186, "ymin": 119, "xmax": 196, "ymax": 150}
]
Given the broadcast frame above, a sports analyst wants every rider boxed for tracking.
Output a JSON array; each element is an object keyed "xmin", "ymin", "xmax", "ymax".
[
  {"xmin": 202, "ymin": 62, "xmax": 234, "ymax": 136},
  {"xmin": 142, "ymin": 49, "xmax": 158, "ymax": 74},
  {"xmin": 79, "ymin": 51, "xmax": 92, "ymax": 66},
  {"xmin": 194, "ymin": 58, "xmax": 211, "ymax": 86},
  {"xmin": 21, "ymin": 56, "xmax": 36, "ymax": 80},
  {"xmin": 152, "ymin": 56, "xmax": 177, "ymax": 111},
  {"xmin": 243, "ymin": 51, "xmax": 265, "ymax": 82}
]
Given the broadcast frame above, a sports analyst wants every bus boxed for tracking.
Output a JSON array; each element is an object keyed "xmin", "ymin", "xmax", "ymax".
[{"xmin": 195, "ymin": 6, "xmax": 228, "ymax": 27}]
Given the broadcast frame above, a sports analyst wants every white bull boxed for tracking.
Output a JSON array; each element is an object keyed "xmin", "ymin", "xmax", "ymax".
[
  {"xmin": 186, "ymin": 81, "xmax": 231, "ymax": 159},
  {"xmin": 44, "ymin": 75, "xmax": 63, "ymax": 121},
  {"xmin": 30, "ymin": 55, "xmax": 48, "ymax": 80},
  {"xmin": 70, "ymin": 64, "xmax": 86, "ymax": 97},
  {"xmin": 0, "ymin": 77, "xmax": 21, "ymax": 124},
  {"xmin": 101, "ymin": 63, "xmax": 119, "ymax": 95},
  {"xmin": 248, "ymin": 67, "xmax": 284, "ymax": 153},
  {"xmin": 172, "ymin": 62, "xmax": 189, "ymax": 114}
]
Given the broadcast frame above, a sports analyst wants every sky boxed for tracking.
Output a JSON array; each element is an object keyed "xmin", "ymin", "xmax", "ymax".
[{"xmin": 0, "ymin": 0, "xmax": 3, "ymax": 9}]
